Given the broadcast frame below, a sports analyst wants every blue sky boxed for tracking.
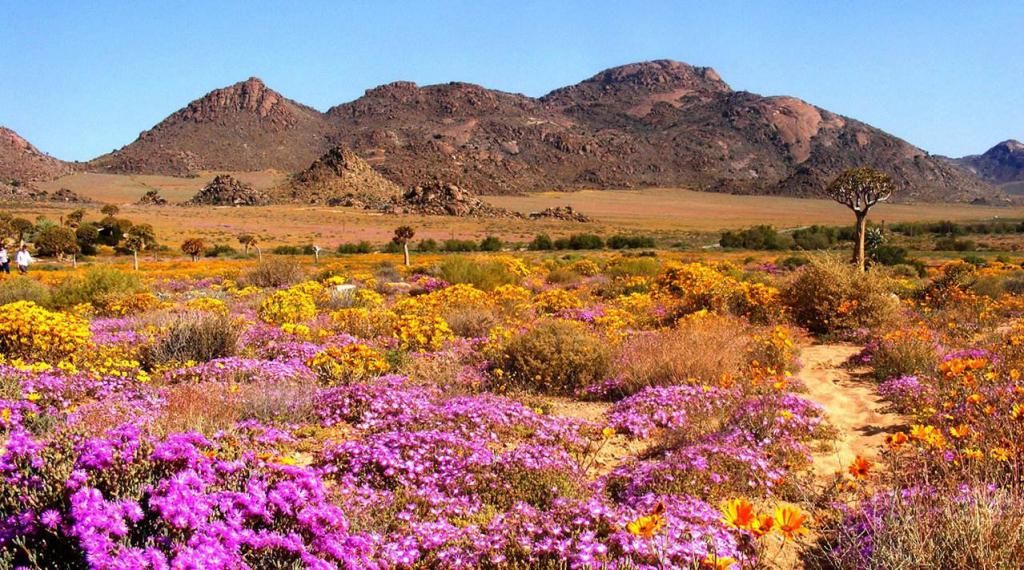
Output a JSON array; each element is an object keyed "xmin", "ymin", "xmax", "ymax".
[{"xmin": 1, "ymin": 0, "xmax": 1021, "ymax": 161}]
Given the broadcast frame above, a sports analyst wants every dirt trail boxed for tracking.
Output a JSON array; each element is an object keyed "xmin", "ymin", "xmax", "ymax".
[{"xmin": 799, "ymin": 344, "xmax": 905, "ymax": 480}]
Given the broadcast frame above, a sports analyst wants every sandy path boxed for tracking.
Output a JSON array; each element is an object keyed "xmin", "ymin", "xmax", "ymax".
[{"xmin": 799, "ymin": 344, "xmax": 905, "ymax": 480}]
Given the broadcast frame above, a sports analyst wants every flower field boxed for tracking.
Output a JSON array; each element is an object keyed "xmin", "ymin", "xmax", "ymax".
[{"xmin": 3, "ymin": 253, "xmax": 1024, "ymax": 568}]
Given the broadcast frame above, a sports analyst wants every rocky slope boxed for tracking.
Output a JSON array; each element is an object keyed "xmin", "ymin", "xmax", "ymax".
[
  {"xmin": 277, "ymin": 145, "xmax": 401, "ymax": 206},
  {"xmin": 0, "ymin": 127, "xmax": 75, "ymax": 184},
  {"xmin": 90, "ymin": 78, "xmax": 332, "ymax": 175},
  {"xmin": 954, "ymin": 140, "xmax": 1024, "ymax": 184},
  {"xmin": 82, "ymin": 62, "xmax": 1000, "ymax": 202}
]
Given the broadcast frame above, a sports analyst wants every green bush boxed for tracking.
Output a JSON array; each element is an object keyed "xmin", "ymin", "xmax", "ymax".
[
  {"xmin": 50, "ymin": 267, "xmax": 142, "ymax": 309},
  {"xmin": 607, "ymin": 235, "xmax": 656, "ymax": 249},
  {"xmin": 337, "ymin": 241, "xmax": 373, "ymax": 254},
  {"xmin": 203, "ymin": 243, "xmax": 237, "ymax": 258},
  {"xmin": 553, "ymin": 233, "xmax": 604, "ymax": 250},
  {"xmin": 528, "ymin": 234, "xmax": 554, "ymax": 251},
  {"xmin": 271, "ymin": 244, "xmax": 315, "ymax": 255},
  {"xmin": 783, "ymin": 255, "xmax": 900, "ymax": 336},
  {"xmin": 934, "ymin": 237, "xmax": 976, "ymax": 251},
  {"xmin": 442, "ymin": 239, "xmax": 478, "ymax": 252},
  {"xmin": 872, "ymin": 245, "xmax": 909, "ymax": 266},
  {"xmin": 604, "ymin": 257, "xmax": 661, "ymax": 279},
  {"xmin": 416, "ymin": 239, "xmax": 439, "ymax": 252},
  {"xmin": 791, "ymin": 225, "xmax": 840, "ymax": 250},
  {"xmin": 479, "ymin": 236, "xmax": 503, "ymax": 251},
  {"xmin": 438, "ymin": 256, "xmax": 518, "ymax": 290},
  {"xmin": 495, "ymin": 319, "xmax": 611, "ymax": 395},
  {"xmin": 720, "ymin": 225, "xmax": 792, "ymax": 250}
]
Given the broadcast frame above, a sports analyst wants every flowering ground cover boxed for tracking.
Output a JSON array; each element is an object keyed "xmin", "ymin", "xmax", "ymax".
[{"xmin": 4, "ymin": 253, "xmax": 1024, "ymax": 568}]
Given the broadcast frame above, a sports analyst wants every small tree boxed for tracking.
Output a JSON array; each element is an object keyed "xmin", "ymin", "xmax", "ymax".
[
  {"xmin": 10, "ymin": 218, "xmax": 33, "ymax": 244},
  {"xmin": 100, "ymin": 204, "xmax": 120, "ymax": 217},
  {"xmin": 181, "ymin": 238, "xmax": 205, "ymax": 262},
  {"xmin": 34, "ymin": 226, "xmax": 79, "ymax": 261},
  {"xmin": 238, "ymin": 234, "xmax": 256, "ymax": 255},
  {"xmin": 823, "ymin": 167, "xmax": 896, "ymax": 271},
  {"xmin": 312, "ymin": 245, "xmax": 322, "ymax": 264},
  {"xmin": 66, "ymin": 209, "xmax": 87, "ymax": 226},
  {"xmin": 124, "ymin": 232, "xmax": 146, "ymax": 271},
  {"xmin": 393, "ymin": 226, "xmax": 415, "ymax": 266}
]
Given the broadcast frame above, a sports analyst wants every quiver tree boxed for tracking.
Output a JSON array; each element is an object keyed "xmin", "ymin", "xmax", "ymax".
[
  {"xmin": 824, "ymin": 167, "xmax": 896, "ymax": 271},
  {"xmin": 181, "ymin": 238, "xmax": 205, "ymax": 262},
  {"xmin": 238, "ymin": 234, "xmax": 256, "ymax": 255},
  {"xmin": 123, "ymin": 224, "xmax": 156, "ymax": 271},
  {"xmin": 393, "ymin": 226, "xmax": 415, "ymax": 266}
]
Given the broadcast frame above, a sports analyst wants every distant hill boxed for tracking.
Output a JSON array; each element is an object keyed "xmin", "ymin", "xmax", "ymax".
[
  {"xmin": 0, "ymin": 126, "xmax": 75, "ymax": 185},
  {"xmin": 90, "ymin": 77, "xmax": 332, "ymax": 176},
  {"xmin": 953, "ymin": 140, "xmax": 1024, "ymax": 185},
  {"xmin": 76, "ymin": 61, "xmax": 1002, "ymax": 202}
]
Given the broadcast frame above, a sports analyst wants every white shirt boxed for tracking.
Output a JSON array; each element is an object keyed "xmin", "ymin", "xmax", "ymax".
[
  {"xmin": 0, "ymin": 249, "xmax": 7, "ymax": 263},
  {"xmin": 15, "ymin": 250, "xmax": 31, "ymax": 266}
]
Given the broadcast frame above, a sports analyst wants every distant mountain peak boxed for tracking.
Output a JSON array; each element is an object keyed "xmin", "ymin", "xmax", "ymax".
[
  {"xmin": 582, "ymin": 59, "xmax": 729, "ymax": 91},
  {"xmin": 992, "ymin": 139, "xmax": 1024, "ymax": 153},
  {"xmin": 166, "ymin": 76, "xmax": 313, "ymax": 125},
  {"xmin": 954, "ymin": 139, "xmax": 1024, "ymax": 184}
]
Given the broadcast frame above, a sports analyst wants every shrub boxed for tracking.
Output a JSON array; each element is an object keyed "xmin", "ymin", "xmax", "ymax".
[
  {"xmin": 33, "ymin": 225, "xmax": 79, "ymax": 257},
  {"xmin": 872, "ymin": 245, "xmax": 909, "ymax": 266},
  {"xmin": 438, "ymin": 256, "xmax": 518, "ymax": 290},
  {"xmin": 479, "ymin": 236, "xmax": 503, "ymax": 251},
  {"xmin": 783, "ymin": 255, "xmax": 900, "ymax": 336},
  {"xmin": 393, "ymin": 314, "xmax": 454, "ymax": 352},
  {"xmin": 494, "ymin": 319, "xmax": 611, "ymax": 395},
  {"xmin": 528, "ymin": 234, "xmax": 554, "ymax": 250},
  {"xmin": 554, "ymin": 233, "xmax": 604, "ymax": 250},
  {"xmin": 50, "ymin": 267, "xmax": 142, "ymax": 309},
  {"xmin": 607, "ymin": 235, "xmax": 657, "ymax": 249},
  {"xmin": 203, "ymin": 243, "xmax": 237, "ymax": 257},
  {"xmin": 0, "ymin": 276, "xmax": 51, "ymax": 306},
  {"xmin": 417, "ymin": 238, "xmax": 439, "ymax": 252},
  {"xmin": 243, "ymin": 258, "xmax": 305, "ymax": 288},
  {"xmin": 604, "ymin": 257, "xmax": 661, "ymax": 279},
  {"xmin": 307, "ymin": 344, "xmax": 389, "ymax": 385},
  {"xmin": 612, "ymin": 316, "xmax": 752, "ymax": 398},
  {"xmin": 442, "ymin": 239, "xmax": 478, "ymax": 252},
  {"xmin": 815, "ymin": 487, "xmax": 1024, "ymax": 570},
  {"xmin": 868, "ymin": 328, "xmax": 940, "ymax": 381},
  {"xmin": 442, "ymin": 306, "xmax": 497, "ymax": 338},
  {"xmin": 934, "ymin": 237, "xmax": 976, "ymax": 251},
  {"xmin": 791, "ymin": 225, "xmax": 840, "ymax": 250},
  {"xmin": 141, "ymin": 312, "xmax": 239, "ymax": 368},
  {"xmin": 337, "ymin": 241, "xmax": 373, "ymax": 254},
  {"xmin": 720, "ymin": 225, "xmax": 792, "ymax": 250}
]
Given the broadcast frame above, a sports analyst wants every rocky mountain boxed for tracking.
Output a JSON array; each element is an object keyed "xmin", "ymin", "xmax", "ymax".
[
  {"xmin": 0, "ymin": 127, "xmax": 75, "ymax": 185},
  {"xmin": 954, "ymin": 140, "xmax": 1024, "ymax": 184},
  {"xmin": 80, "ymin": 62, "xmax": 1000, "ymax": 202},
  {"xmin": 277, "ymin": 145, "xmax": 401, "ymax": 206},
  {"xmin": 90, "ymin": 78, "xmax": 332, "ymax": 175}
]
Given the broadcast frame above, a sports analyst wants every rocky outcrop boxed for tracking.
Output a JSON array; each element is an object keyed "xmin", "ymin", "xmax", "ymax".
[
  {"xmin": 0, "ymin": 183, "xmax": 86, "ymax": 203},
  {"xmin": 382, "ymin": 182, "xmax": 520, "ymax": 218},
  {"xmin": 278, "ymin": 145, "xmax": 401, "ymax": 206},
  {"xmin": 528, "ymin": 206, "xmax": 591, "ymax": 222},
  {"xmin": 137, "ymin": 189, "xmax": 168, "ymax": 206},
  {"xmin": 186, "ymin": 174, "xmax": 269, "ymax": 206}
]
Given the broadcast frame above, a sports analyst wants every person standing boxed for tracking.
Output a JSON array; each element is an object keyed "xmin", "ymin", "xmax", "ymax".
[
  {"xmin": 0, "ymin": 244, "xmax": 9, "ymax": 274},
  {"xmin": 15, "ymin": 245, "xmax": 31, "ymax": 274}
]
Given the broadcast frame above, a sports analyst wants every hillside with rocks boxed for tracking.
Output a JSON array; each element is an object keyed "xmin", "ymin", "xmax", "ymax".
[
  {"xmin": 277, "ymin": 145, "xmax": 401, "ymax": 206},
  {"xmin": 0, "ymin": 127, "xmax": 75, "ymax": 185},
  {"xmin": 78, "ymin": 61, "xmax": 1003, "ymax": 202},
  {"xmin": 954, "ymin": 140, "xmax": 1024, "ymax": 185}
]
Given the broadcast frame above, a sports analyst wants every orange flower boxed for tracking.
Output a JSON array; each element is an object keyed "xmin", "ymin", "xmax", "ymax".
[
  {"xmin": 720, "ymin": 498, "xmax": 756, "ymax": 530},
  {"xmin": 1012, "ymin": 403, "xmax": 1024, "ymax": 420},
  {"xmin": 701, "ymin": 554, "xmax": 736, "ymax": 569},
  {"xmin": 948, "ymin": 424, "xmax": 970, "ymax": 439},
  {"xmin": 848, "ymin": 456, "xmax": 872, "ymax": 480},
  {"xmin": 773, "ymin": 504, "xmax": 809, "ymax": 540},
  {"xmin": 626, "ymin": 502, "xmax": 666, "ymax": 539},
  {"xmin": 750, "ymin": 513, "xmax": 774, "ymax": 538},
  {"xmin": 885, "ymin": 432, "xmax": 908, "ymax": 450}
]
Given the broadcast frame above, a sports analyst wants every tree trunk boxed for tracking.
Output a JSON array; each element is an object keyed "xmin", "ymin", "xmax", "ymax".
[
  {"xmin": 72, "ymin": 254, "xmax": 77, "ymax": 268},
  {"xmin": 854, "ymin": 210, "xmax": 868, "ymax": 272},
  {"xmin": 256, "ymin": 246, "xmax": 263, "ymax": 262},
  {"xmin": 403, "ymin": 242, "xmax": 410, "ymax": 266},
  {"xmin": 314, "ymin": 249, "xmax": 320, "ymax": 264},
  {"xmin": 133, "ymin": 251, "xmax": 139, "ymax": 271}
]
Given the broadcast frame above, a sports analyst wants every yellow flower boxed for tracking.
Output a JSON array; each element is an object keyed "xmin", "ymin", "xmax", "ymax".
[
  {"xmin": 720, "ymin": 498, "xmax": 756, "ymax": 530},
  {"xmin": 602, "ymin": 427, "xmax": 616, "ymax": 439},
  {"xmin": 626, "ymin": 502, "xmax": 666, "ymax": 539},
  {"xmin": 701, "ymin": 554, "xmax": 736, "ymax": 570},
  {"xmin": 773, "ymin": 504, "xmax": 809, "ymax": 540}
]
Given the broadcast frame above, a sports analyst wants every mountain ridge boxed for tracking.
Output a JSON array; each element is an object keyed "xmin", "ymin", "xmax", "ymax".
[{"xmin": 9, "ymin": 60, "xmax": 1005, "ymax": 202}]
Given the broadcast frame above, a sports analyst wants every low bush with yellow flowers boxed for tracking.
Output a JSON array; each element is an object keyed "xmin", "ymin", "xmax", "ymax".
[{"xmin": 0, "ymin": 301, "xmax": 91, "ymax": 362}]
